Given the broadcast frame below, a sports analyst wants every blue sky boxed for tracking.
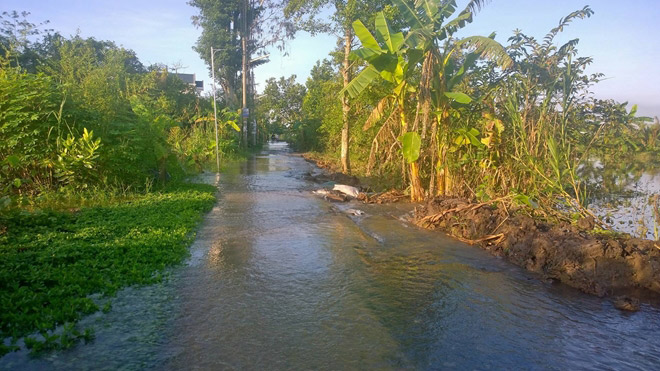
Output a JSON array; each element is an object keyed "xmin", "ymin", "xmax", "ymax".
[{"xmin": 4, "ymin": 0, "xmax": 659, "ymax": 118}]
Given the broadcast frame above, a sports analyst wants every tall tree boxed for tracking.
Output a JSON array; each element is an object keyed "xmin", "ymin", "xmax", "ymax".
[
  {"xmin": 299, "ymin": 59, "xmax": 343, "ymax": 152},
  {"xmin": 189, "ymin": 0, "xmax": 243, "ymax": 107},
  {"xmin": 283, "ymin": 0, "xmax": 386, "ymax": 174}
]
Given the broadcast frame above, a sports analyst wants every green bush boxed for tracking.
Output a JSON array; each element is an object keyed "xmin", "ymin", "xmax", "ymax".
[{"xmin": 0, "ymin": 64, "xmax": 59, "ymax": 195}]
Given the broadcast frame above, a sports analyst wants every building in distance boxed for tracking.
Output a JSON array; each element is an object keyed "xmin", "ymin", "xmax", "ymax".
[{"xmin": 175, "ymin": 73, "xmax": 204, "ymax": 95}]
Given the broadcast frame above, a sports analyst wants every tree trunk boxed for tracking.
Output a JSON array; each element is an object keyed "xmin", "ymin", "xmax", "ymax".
[
  {"xmin": 409, "ymin": 53, "xmax": 434, "ymax": 202},
  {"xmin": 340, "ymin": 27, "xmax": 352, "ymax": 174},
  {"xmin": 409, "ymin": 161, "xmax": 424, "ymax": 201},
  {"xmin": 401, "ymin": 109, "xmax": 424, "ymax": 201},
  {"xmin": 428, "ymin": 114, "xmax": 438, "ymax": 196},
  {"xmin": 435, "ymin": 110, "xmax": 452, "ymax": 196}
]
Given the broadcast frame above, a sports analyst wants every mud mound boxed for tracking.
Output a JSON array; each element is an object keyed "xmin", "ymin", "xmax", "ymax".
[{"xmin": 416, "ymin": 196, "xmax": 660, "ymax": 301}]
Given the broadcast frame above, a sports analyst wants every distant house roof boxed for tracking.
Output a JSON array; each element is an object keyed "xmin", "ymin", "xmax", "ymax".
[{"xmin": 175, "ymin": 73, "xmax": 196, "ymax": 84}]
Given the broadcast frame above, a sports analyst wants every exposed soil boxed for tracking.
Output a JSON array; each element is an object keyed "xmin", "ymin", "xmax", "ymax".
[{"xmin": 416, "ymin": 196, "xmax": 660, "ymax": 308}]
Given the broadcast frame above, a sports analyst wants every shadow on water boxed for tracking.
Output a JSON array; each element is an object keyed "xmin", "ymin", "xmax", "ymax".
[{"xmin": 4, "ymin": 141, "xmax": 660, "ymax": 370}]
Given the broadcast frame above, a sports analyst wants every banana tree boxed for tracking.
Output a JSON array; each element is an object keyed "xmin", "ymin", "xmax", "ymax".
[
  {"xmin": 343, "ymin": 0, "xmax": 512, "ymax": 199},
  {"xmin": 393, "ymin": 0, "xmax": 513, "ymax": 196},
  {"xmin": 341, "ymin": 12, "xmax": 424, "ymax": 201},
  {"xmin": 341, "ymin": 11, "xmax": 426, "ymax": 200}
]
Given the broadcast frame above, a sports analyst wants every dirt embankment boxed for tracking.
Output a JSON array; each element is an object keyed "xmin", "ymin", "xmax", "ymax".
[{"xmin": 416, "ymin": 197, "xmax": 660, "ymax": 307}]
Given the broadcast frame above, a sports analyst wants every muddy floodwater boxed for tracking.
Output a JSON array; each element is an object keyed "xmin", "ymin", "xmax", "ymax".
[{"xmin": 3, "ymin": 142, "xmax": 660, "ymax": 370}]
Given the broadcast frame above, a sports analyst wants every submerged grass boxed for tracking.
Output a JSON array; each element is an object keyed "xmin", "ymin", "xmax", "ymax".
[{"xmin": 0, "ymin": 182, "xmax": 216, "ymax": 355}]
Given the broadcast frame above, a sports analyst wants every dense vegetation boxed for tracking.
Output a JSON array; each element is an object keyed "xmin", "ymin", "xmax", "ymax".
[
  {"xmin": 0, "ymin": 11, "xmax": 243, "ymax": 206},
  {"xmin": 0, "ymin": 11, "xmax": 239, "ymax": 354},
  {"xmin": 267, "ymin": 1, "xmax": 660, "ymax": 230}
]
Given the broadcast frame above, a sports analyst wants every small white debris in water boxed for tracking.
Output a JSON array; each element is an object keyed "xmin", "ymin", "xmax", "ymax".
[
  {"xmin": 346, "ymin": 209, "xmax": 364, "ymax": 216},
  {"xmin": 312, "ymin": 189, "xmax": 330, "ymax": 196},
  {"xmin": 333, "ymin": 184, "xmax": 360, "ymax": 198}
]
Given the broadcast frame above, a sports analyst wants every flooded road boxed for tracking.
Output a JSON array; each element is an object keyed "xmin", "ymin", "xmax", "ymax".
[{"xmin": 4, "ymin": 142, "xmax": 660, "ymax": 370}]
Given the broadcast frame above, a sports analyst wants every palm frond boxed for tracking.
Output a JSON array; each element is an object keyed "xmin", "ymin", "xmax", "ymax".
[
  {"xmin": 440, "ymin": 11, "xmax": 473, "ymax": 39},
  {"xmin": 414, "ymin": 0, "xmax": 439, "ymax": 22},
  {"xmin": 543, "ymin": 6, "xmax": 593, "ymax": 47},
  {"xmin": 463, "ymin": 0, "xmax": 490, "ymax": 14},
  {"xmin": 437, "ymin": 0, "xmax": 459, "ymax": 23},
  {"xmin": 352, "ymin": 20, "xmax": 381, "ymax": 51},
  {"xmin": 456, "ymin": 0, "xmax": 491, "ymax": 26},
  {"xmin": 458, "ymin": 35, "xmax": 514, "ymax": 70}
]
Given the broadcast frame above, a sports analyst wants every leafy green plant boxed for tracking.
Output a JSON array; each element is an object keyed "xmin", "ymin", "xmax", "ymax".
[
  {"xmin": 53, "ymin": 128, "xmax": 101, "ymax": 188},
  {"xmin": 0, "ymin": 183, "xmax": 216, "ymax": 355},
  {"xmin": 0, "ymin": 63, "xmax": 59, "ymax": 195},
  {"xmin": 400, "ymin": 132, "xmax": 421, "ymax": 163},
  {"xmin": 286, "ymin": 2, "xmax": 658, "ymax": 234}
]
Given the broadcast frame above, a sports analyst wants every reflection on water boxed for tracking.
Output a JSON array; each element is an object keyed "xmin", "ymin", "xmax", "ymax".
[
  {"xmin": 583, "ymin": 158, "xmax": 660, "ymax": 239},
  {"xmin": 591, "ymin": 172, "xmax": 660, "ymax": 239},
  {"xmin": 3, "ymin": 142, "xmax": 660, "ymax": 370}
]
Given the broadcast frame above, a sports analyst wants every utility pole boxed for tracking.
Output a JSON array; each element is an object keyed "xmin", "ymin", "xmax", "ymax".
[
  {"xmin": 250, "ymin": 68, "xmax": 256, "ymax": 147},
  {"xmin": 241, "ymin": 0, "xmax": 249, "ymax": 148},
  {"xmin": 210, "ymin": 47, "xmax": 220, "ymax": 173}
]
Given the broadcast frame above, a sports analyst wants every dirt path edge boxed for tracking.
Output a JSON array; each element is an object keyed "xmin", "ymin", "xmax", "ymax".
[{"xmin": 416, "ymin": 196, "xmax": 660, "ymax": 306}]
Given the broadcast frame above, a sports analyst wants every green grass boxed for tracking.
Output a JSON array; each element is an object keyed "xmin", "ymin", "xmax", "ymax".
[{"xmin": 0, "ymin": 182, "xmax": 216, "ymax": 355}]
